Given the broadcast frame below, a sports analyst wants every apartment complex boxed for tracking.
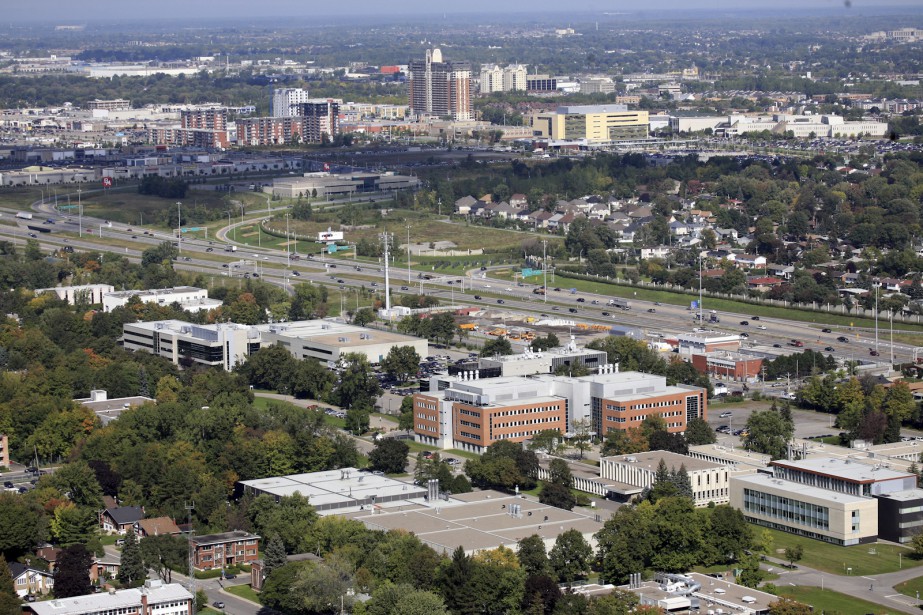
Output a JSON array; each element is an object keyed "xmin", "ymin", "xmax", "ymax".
[
  {"xmin": 730, "ymin": 457, "xmax": 918, "ymax": 545},
  {"xmin": 0, "ymin": 433, "xmax": 8, "ymax": 467},
  {"xmin": 190, "ymin": 530, "xmax": 260, "ymax": 570},
  {"xmin": 270, "ymin": 87, "xmax": 310, "ymax": 117},
  {"xmin": 530, "ymin": 104, "xmax": 650, "ymax": 143},
  {"xmin": 87, "ymin": 99, "xmax": 131, "ymax": 111},
  {"xmin": 235, "ymin": 116, "xmax": 303, "ymax": 146},
  {"xmin": 414, "ymin": 369, "xmax": 706, "ymax": 452},
  {"xmin": 479, "ymin": 63, "xmax": 527, "ymax": 93},
  {"xmin": 23, "ymin": 581, "xmax": 192, "ymax": 615},
  {"xmin": 180, "ymin": 107, "xmax": 228, "ymax": 131},
  {"xmin": 293, "ymin": 99, "xmax": 341, "ymax": 143},
  {"xmin": 408, "ymin": 48, "xmax": 472, "ymax": 121}
]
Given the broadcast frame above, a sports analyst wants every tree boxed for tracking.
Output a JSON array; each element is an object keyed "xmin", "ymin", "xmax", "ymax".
[
  {"xmin": 381, "ymin": 346, "xmax": 421, "ymax": 384},
  {"xmin": 480, "ymin": 337, "xmax": 513, "ymax": 357},
  {"xmin": 247, "ymin": 494, "xmax": 318, "ymax": 555},
  {"xmin": 684, "ymin": 418, "xmax": 716, "ymax": 445},
  {"xmin": 140, "ymin": 535, "xmax": 187, "ymax": 584},
  {"xmin": 290, "ymin": 560, "xmax": 355, "ymax": 614},
  {"xmin": 54, "ymin": 544, "xmax": 93, "ymax": 598},
  {"xmin": 49, "ymin": 459, "xmax": 104, "ymax": 509},
  {"xmin": 784, "ymin": 544, "xmax": 803, "ymax": 568},
  {"xmin": 768, "ymin": 597, "xmax": 814, "ymax": 615},
  {"xmin": 353, "ymin": 307, "xmax": 376, "ymax": 326},
  {"xmin": 529, "ymin": 429, "xmax": 562, "ymax": 455},
  {"xmin": 398, "ymin": 396, "xmax": 414, "ymax": 432},
  {"xmin": 744, "ymin": 409, "xmax": 794, "ymax": 459},
  {"xmin": 706, "ymin": 505, "xmax": 752, "ymax": 563},
  {"xmin": 438, "ymin": 546, "xmax": 478, "ymax": 615},
  {"xmin": 523, "ymin": 574, "xmax": 561, "ymax": 615},
  {"xmin": 0, "ymin": 555, "xmax": 20, "ymax": 615},
  {"xmin": 346, "ymin": 406, "xmax": 371, "ymax": 435},
  {"xmin": 549, "ymin": 529, "xmax": 592, "ymax": 583},
  {"xmin": 517, "ymin": 534, "xmax": 552, "ymax": 578},
  {"xmin": 369, "ymin": 438, "xmax": 410, "ymax": 474},
  {"xmin": 0, "ymin": 493, "xmax": 46, "ymax": 558},
  {"xmin": 736, "ymin": 553, "xmax": 765, "ymax": 589},
  {"xmin": 570, "ymin": 418, "xmax": 594, "ymax": 460},
  {"xmin": 333, "ymin": 353, "xmax": 382, "ymax": 410},
  {"xmin": 117, "ymin": 528, "xmax": 146, "ymax": 587},
  {"xmin": 547, "ymin": 458, "xmax": 572, "ymax": 487},
  {"xmin": 263, "ymin": 535, "xmax": 287, "ymax": 580},
  {"xmin": 50, "ymin": 503, "xmax": 98, "ymax": 546},
  {"xmin": 539, "ymin": 482, "xmax": 577, "ymax": 511}
]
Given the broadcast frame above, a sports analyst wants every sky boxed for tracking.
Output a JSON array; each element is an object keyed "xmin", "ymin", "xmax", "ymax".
[{"xmin": 6, "ymin": 0, "xmax": 922, "ymax": 22}]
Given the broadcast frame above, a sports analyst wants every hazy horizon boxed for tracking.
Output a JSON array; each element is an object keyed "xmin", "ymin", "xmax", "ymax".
[{"xmin": 6, "ymin": 0, "xmax": 923, "ymax": 23}]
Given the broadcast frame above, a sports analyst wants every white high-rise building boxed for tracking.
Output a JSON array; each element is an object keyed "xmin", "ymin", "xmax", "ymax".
[
  {"xmin": 270, "ymin": 87, "xmax": 310, "ymax": 117},
  {"xmin": 479, "ymin": 64, "xmax": 527, "ymax": 94},
  {"xmin": 502, "ymin": 64, "xmax": 527, "ymax": 92}
]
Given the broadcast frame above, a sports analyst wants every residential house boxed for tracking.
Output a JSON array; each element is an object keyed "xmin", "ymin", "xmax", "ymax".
[
  {"xmin": 509, "ymin": 193, "xmax": 528, "ymax": 208},
  {"xmin": 640, "ymin": 246, "xmax": 672, "ymax": 260},
  {"xmin": 90, "ymin": 553, "xmax": 121, "ymax": 584},
  {"xmin": 587, "ymin": 203, "xmax": 610, "ymax": 220},
  {"xmin": 9, "ymin": 562, "xmax": 54, "ymax": 597},
  {"xmin": 454, "ymin": 195, "xmax": 477, "ymax": 215},
  {"xmin": 839, "ymin": 272, "xmax": 861, "ymax": 286},
  {"xmin": 190, "ymin": 530, "xmax": 260, "ymax": 570},
  {"xmin": 529, "ymin": 210, "xmax": 553, "ymax": 229},
  {"xmin": 747, "ymin": 276, "xmax": 784, "ymax": 292},
  {"xmin": 135, "ymin": 517, "xmax": 182, "ymax": 538},
  {"xmin": 766, "ymin": 264, "xmax": 794, "ymax": 280},
  {"xmin": 734, "ymin": 254, "xmax": 767, "ymax": 269},
  {"xmin": 714, "ymin": 227, "xmax": 739, "ymax": 242},
  {"xmin": 100, "ymin": 506, "xmax": 145, "ymax": 534},
  {"xmin": 35, "ymin": 545, "xmax": 61, "ymax": 572}
]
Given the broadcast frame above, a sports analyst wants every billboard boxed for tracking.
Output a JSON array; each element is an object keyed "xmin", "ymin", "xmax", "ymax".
[{"xmin": 317, "ymin": 230, "xmax": 344, "ymax": 242}]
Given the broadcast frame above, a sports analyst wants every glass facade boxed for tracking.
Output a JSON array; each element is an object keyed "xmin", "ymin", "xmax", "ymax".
[{"xmin": 743, "ymin": 488, "xmax": 830, "ymax": 530}]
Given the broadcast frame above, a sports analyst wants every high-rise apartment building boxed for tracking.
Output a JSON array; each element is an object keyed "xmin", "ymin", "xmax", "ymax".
[
  {"xmin": 180, "ymin": 107, "xmax": 228, "ymax": 131},
  {"xmin": 293, "ymin": 99, "xmax": 341, "ymax": 143},
  {"xmin": 479, "ymin": 64, "xmax": 527, "ymax": 94},
  {"xmin": 408, "ymin": 48, "xmax": 472, "ymax": 121},
  {"xmin": 270, "ymin": 87, "xmax": 310, "ymax": 117}
]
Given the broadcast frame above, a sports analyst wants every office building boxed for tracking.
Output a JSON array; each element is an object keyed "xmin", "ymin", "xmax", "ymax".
[
  {"xmin": 600, "ymin": 451, "xmax": 733, "ymax": 506},
  {"xmin": 730, "ymin": 457, "xmax": 918, "ymax": 545},
  {"xmin": 270, "ymin": 171, "xmax": 420, "ymax": 199},
  {"xmin": 87, "ymin": 99, "xmax": 131, "ymax": 111},
  {"xmin": 414, "ymin": 368, "xmax": 706, "ymax": 452},
  {"xmin": 478, "ymin": 342, "xmax": 607, "ymax": 377},
  {"xmin": 23, "ymin": 581, "xmax": 192, "ymax": 615},
  {"xmin": 530, "ymin": 104, "xmax": 649, "ymax": 143},
  {"xmin": 36, "ymin": 284, "xmax": 114, "ymax": 305},
  {"xmin": 293, "ymin": 99, "xmax": 341, "ymax": 143},
  {"xmin": 102, "ymin": 286, "xmax": 221, "ymax": 313},
  {"xmin": 580, "ymin": 78, "xmax": 616, "ymax": 95},
  {"xmin": 690, "ymin": 351, "xmax": 763, "ymax": 382},
  {"xmin": 270, "ymin": 87, "xmax": 310, "ymax": 117},
  {"xmin": 526, "ymin": 75, "xmax": 557, "ymax": 93},
  {"xmin": 408, "ymin": 48, "xmax": 472, "ymax": 121},
  {"xmin": 123, "ymin": 319, "xmax": 428, "ymax": 370}
]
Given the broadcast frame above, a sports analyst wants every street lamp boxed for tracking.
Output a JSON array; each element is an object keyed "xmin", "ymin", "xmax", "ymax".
[
  {"xmin": 176, "ymin": 202, "xmax": 182, "ymax": 254},
  {"xmin": 285, "ymin": 213, "xmax": 291, "ymax": 267}
]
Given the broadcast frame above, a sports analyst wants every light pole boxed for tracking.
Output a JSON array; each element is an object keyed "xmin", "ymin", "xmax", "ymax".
[
  {"xmin": 542, "ymin": 239, "xmax": 548, "ymax": 304},
  {"xmin": 176, "ymin": 202, "xmax": 182, "ymax": 254},
  {"xmin": 406, "ymin": 224, "xmax": 412, "ymax": 284},
  {"xmin": 285, "ymin": 213, "xmax": 291, "ymax": 267},
  {"xmin": 874, "ymin": 282, "xmax": 879, "ymax": 354},
  {"xmin": 77, "ymin": 188, "xmax": 82, "ymax": 237}
]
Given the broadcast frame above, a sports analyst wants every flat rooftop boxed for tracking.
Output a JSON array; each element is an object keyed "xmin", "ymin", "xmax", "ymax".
[
  {"xmin": 733, "ymin": 473, "xmax": 869, "ymax": 504},
  {"xmin": 104, "ymin": 286, "xmax": 204, "ymax": 299},
  {"xmin": 26, "ymin": 583, "xmax": 192, "ymax": 615},
  {"xmin": 688, "ymin": 444, "xmax": 772, "ymax": 470},
  {"xmin": 238, "ymin": 468, "xmax": 426, "ymax": 511},
  {"xmin": 602, "ymin": 450, "xmax": 727, "ymax": 473},
  {"xmin": 877, "ymin": 488, "xmax": 923, "ymax": 502},
  {"xmin": 343, "ymin": 490, "xmax": 603, "ymax": 555},
  {"xmin": 772, "ymin": 457, "xmax": 913, "ymax": 483},
  {"xmin": 256, "ymin": 320, "xmax": 420, "ymax": 346}
]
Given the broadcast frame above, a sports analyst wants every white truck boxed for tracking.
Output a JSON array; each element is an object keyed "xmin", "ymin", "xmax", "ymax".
[
  {"xmin": 224, "ymin": 245, "xmax": 237, "ymax": 252},
  {"xmin": 16, "ymin": 212, "xmax": 33, "ymax": 220}
]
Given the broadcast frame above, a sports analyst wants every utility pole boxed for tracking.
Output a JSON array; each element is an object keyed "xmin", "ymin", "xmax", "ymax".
[
  {"xmin": 176, "ymin": 202, "xmax": 182, "ymax": 254},
  {"xmin": 698, "ymin": 253, "xmax": 704, "ymax": 325},
  {"xmin": 381, "ymin": 231, "xmax": 392, "ymax": 314},
  {"xmin": 542, "ymin": 239, "xmax": 548, "ymax": 304},
  {"xmin": 185, "ymin": 501, "xmax": 196, "ymax": 612},
  {"xmin": 406, "ymin": 224, "xmax": 412, "ymax": 284},
  {"xmin": 875, "ymin": 282, "xmax": 879, "ymax": 354},
  {"xmin": 285, "ymin": 213, "xmax": 291, "ymax": 267},
  {"xmin": 77, "ymin": 188, "xmax": 83, "ymax": 237}
]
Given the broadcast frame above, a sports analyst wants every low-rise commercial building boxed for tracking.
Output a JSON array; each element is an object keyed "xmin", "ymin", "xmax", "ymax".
[
  {"xmin": 676, "ymin": 332, "xmax": 742, "ymax": 356},
  {"xmin": 690, "ymin": 351, "xmax": 763, "ymax": 382},
  {"xmin": 102, "ymin": 286, "xmax": 221, "ymax": 313},
  {"xmin": 600, "ymin": 451, "xmax": 732, "ymax": 506},
  {"xmin": 530, "ymin": 104, "xmax": 649, "ymax": 143},
  {"xmin": 23, "ymin": 581, "xmax": 192, "ymax": 615},
  {"xmin": 270, "ymin": 171, "xmax": 420, "ymax": 199}
]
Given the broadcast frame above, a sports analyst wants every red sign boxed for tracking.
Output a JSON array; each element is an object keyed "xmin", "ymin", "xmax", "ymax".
[
  {"xmin": 323, "ymin": 163, "xmax": 330, "ymax": 172},
  {"xmin": 102, "ymin": 177, "xmax": 113, "ymax": 188}
]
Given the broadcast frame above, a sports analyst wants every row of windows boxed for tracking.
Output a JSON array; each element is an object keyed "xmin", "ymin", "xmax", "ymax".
[
  {"xmin": 492, "ymin": 416, "xmax": 557, "ymax": 429},
  {"xmin": 743, "ymin": 489, "xmax": 832, "ymax": 531},
  {"xmin": 459, "ymin": 420, "xmax": 480, "ymax": 429},
  {"xmin": 416, "ymin": 424, "xmax": 437, "ymax": 433},
  {"xmin": 696, "ymin": 488, "xmax": 728, "ymax": 500},
  {"xmin": 495, "ymin": 430, "xmax": 545, "ymax": 440},
  {"xmin": 492, "ymin": 406, "xmax": 560, "ymax": 417},
  {"xmin": 459, "ymin": 408, "xmax": 480, "ymax": 418},
  {"xmin": 417, "ymin": 402, "xmax": 437, "ymax": 411},
  {"xmin": 415, "ymin": 413, "xmax": 437, "ymax": 422},
  {"xmin": 459, "ymin": 431, "xmax": 481, "ymax": 441}
]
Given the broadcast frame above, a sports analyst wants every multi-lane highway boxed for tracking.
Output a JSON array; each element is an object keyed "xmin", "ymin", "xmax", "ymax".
[{"xmin": 4, "ymin": 198, "xmax": 918, "ymax": 371}]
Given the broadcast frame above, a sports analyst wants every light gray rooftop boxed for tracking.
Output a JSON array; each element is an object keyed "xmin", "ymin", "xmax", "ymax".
[
  {"xmin": 733, "ymin": 473, "xmax": 869, "ymax": 504},
  {"xmin": 772, "ymin": 457, "xmax": 913, "ymax": 483},
  {"xmin": 26, "ymin": 582, "xmax": 191, "ymax": 615}
]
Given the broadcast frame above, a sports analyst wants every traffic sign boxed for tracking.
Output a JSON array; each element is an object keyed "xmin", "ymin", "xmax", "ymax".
[
  {"xmin": 102, "ymin": 177, "xmax": 112, "ymax": 188},
  {"xmin": 59, "ymin": 205, "xmax": 79, "ymax": 210},
  {"xmin": 181, "ymin": 227, "xmax": 205, "ymax": 233}
]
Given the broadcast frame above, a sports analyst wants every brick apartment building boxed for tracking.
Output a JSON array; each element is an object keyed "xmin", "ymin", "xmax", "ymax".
[{"xmin": 190, "ymin": 530, "xmax": 260, "ymax": 570}]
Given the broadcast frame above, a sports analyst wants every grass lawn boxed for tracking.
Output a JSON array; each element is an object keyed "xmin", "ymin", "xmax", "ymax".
[
  {"xmin": 894, "ymin": 574, "xmax": 923, "ymax": 599},
  {"xmin": 372, "ymin": 413, "xmax": 399, "ymax": 424},
  {"xmin": 555, "ymin": 274, "xmax": 923, "ymax": 332},
  {"xmin": 0, "ymin": 186, "xmax": 43, "ymax": 209},
  {"xmin": 753, "ymin": 525, "xmax": 922, "ymax": 576},
  {"xmin": 778, "ymin": 586, "xmax": 903, "ymax": 615},
  {"xmin": 99, "ymin": 535, "xmax": 119, "ymax": 546},
  {"xmin": 224, "ymin": 584, "xmax": 262, "ymax": 604}
]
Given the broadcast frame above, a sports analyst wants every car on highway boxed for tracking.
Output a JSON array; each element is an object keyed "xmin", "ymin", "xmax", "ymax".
[
  {"xmin": 773, "ymin": 343, "xmax": 782, "ymax": 348},
  {"xmin": 647, "ymin": 308, "xmax": 656, "ymax": 313},
  {"xmin": 870, "ymin": 349, "xmax": 880, "ymax": 356},
  {"xmin": 132, "ymin": 235, "xmax": 138, "ymax": 239},
  {"xmin": 329, "ymin": 264, "xmax": 336, "ymax": 268},
  {"xmin": 221, "ymin": 264, "xmax": 228, "ymax": 268},
  {"xmin": 757, "ymin": 324, "xmax": 766, "ymax": 330},
  {"xmin": 28, "ymin": 233, "xmax": 37, "ymax": 238},
  {"xmin": 401, "ymin": 286, "xmax": 409, "ymax": 290},
  {"xmin": 504, "ymin": 287, "xmax": 512, "ymax": 291},
  {"xmin": 554, "ymin": 287, "xmax": 561, "ymax": 292},
  {"xmin": 205, "ymin": 247, "xmax": 213, "ymax": 252},
  {"xmin": 569, "ymin": 308, "xmax": 578, "ymax": 313},
  {"xmin": 337, "ymin": 279, "xmax": 345, "ymax": 284},
  {"xmin": 739, "ymin": 320, "xmax": 749, "ymax": 326},
  {"xmin": 480, "ymin": 266, "xmax": 487, "ymax": 271},
  {"xmin": 497, "ymin": 299, "xmax": 505, "ymax": 304},
  {"xmin": 821, "ymin": 328, "xmax": 832, "ymax": 333},
  {"xmin": 474, "ymin": 295, "xmax": 482, "ymax": 300},
  {"xmin": 370, "ymin": 282, "xmax": 378, "ymax": 286},
  {"xmin": 719, "ymin": 412, "xmax": 733, "ymax": 418},
  {"xmin": 751, "ymin": 316, "xmax": 760, "ymax": 320},
  {"xmin": 602, "ymin": 311, "xmax": 610, "ymax": 316},
  {"xmin": 837, "ymin": 336, "xmax": 849, "ymax": 343},
  {"xmin": 740, "ymin": 332, "xmax": 749, "ymax": 338},
  {"xmin": 576, "ymin": 297, "xmax": 585, "ymax": 303},
  {"xmin": 824, "ymin": 346, "xmax": 835, "ymax": 352},
  {"xmin": 552, "ymin": 306, "xmax": 560, "ymax": 311},
  {"xmin": 3, "ymin": 481, "xmax": 13, "ymax": 489},
  {"xmin": 291, "ymin": 271, "xmax": 300, "ymax": 277}
]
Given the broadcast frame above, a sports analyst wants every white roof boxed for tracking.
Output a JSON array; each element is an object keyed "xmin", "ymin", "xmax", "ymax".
[
  {"xmin": 772, "ymin": 457, "xmax": 913, "ymax": 483},
  {"xmin": 733, "ymin": 473, "xmax": 869, "ymax": 504},
  {"xmin": 27, "ymin": 583, "xmax": 191, "ymax": 615}
]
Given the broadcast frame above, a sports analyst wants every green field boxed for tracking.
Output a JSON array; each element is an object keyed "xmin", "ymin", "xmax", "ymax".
[
  {"xmin": 894, "ymin": 574, "xmax": 923, "ymax": 599},
  {"xmin": 554, "ymin": 274, "xmax": 923, "ymax": 333},
  {"xmin": 779, "ymin": 586, "xmax": 903, "ymax": 615},
  {"xmin": 753, "ymin": 525, "xmax": 922, "ymax": 576},
  {"xmin": 224, "ymin": 584, "xmax": 262, "ymax": 604}
]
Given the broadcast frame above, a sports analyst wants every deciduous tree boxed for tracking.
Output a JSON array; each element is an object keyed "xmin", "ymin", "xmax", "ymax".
[{"xmin": 369, "ymin": 438, "xmax": 410, "ymax": 474}]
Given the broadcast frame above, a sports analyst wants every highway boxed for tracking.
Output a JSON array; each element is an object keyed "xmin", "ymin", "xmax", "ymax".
[{"xmin": 4, "ymin": 198, "xmax": 918, "ymax": 373}]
